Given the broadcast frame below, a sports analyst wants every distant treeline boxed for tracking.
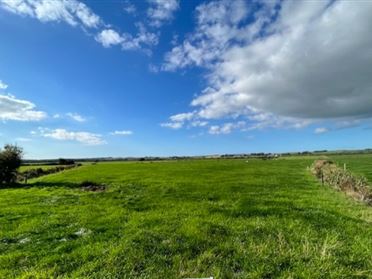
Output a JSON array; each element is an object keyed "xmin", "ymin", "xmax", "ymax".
[
  {"xmin": 22, "ymin": 158, "xmax": 76, "ymax": 166},
  {"xmin": 21, "ymin": 148, "xmax": 372, "ymax": 164}
]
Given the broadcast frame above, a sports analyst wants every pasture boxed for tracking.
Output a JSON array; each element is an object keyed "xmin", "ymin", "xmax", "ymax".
[{"xmin": 0, "ymin": 158, "xmax": 371, "ymax": 278}]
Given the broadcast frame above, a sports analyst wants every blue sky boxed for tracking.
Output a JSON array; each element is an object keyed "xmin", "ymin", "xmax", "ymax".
[{"xmin": 0, "ymin": 0, "xmax": 372, "ymax": 159}]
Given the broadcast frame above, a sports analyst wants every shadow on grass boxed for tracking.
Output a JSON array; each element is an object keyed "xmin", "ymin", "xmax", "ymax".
[
  {"xmin": 208, "ymin": 198, "xmax": 370, "ymax": 230},
  {"xmin": 0, "ymin": 181, "xmax": 81, "ymax": 190}
]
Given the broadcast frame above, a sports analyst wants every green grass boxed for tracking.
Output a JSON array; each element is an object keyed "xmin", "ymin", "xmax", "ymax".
[
  {"xmin": 1, "ymin": 158, "xmax": 371, "ymax": 278},
  {"xmin": 331, "ymin": 154, "xmax": 372, "ymax": 183}
]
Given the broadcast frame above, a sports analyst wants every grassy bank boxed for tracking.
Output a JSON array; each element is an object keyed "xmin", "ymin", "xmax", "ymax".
[
  {"xmin": 0, "ymin": 158, "xmax": 371, "ymax": 278},
  {"xmin": 331, "ymin": 154, "xmax": 372, "ymax": 183}
]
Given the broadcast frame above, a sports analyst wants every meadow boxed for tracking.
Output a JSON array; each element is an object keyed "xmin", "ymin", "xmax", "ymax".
[{"xmin": 0, "ymin": 157, "xmax": 371, "ymax": 278}]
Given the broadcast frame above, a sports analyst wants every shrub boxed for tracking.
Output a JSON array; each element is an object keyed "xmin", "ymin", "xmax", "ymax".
[
  {"xmin": 311, "ymin": 159, "xmax": 372, "ymax": 204},
  {"xmin": 0, "ymin": 144, "xmax": 23, "ymax": 185},
  {"xmin": 20, "ymin": 164, "xmax": 79, "ymax": 181},
  {"xmin": 58, "ymin": 158, "xmax": 75, "ymax": 165}
]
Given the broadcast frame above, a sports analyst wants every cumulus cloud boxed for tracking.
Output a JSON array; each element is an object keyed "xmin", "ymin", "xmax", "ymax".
[
  {"xmin": 0, "ymin": 80, "xmax": 8, "ymax": 90},
  {"xmin": 95, "ymin": 29, "xmax": 123, "ymax": 48},
  {"xmin": 147, "ymin": 0, "xmax": 179, "ymax": 27},
  {"xmin": 66, "ymin": 112, "xmax": 86, "ymax": 122},
  {"xmin": 0, "ymin": 0, "xmax": 101, "ymax": 28},
  {"xmin": 162, "ymin": 0, "xmax": 249, "ymax": 71},
  {"xmin": 37, "ymin": 128, "xmax": 106, "ymax": 145},
  {"xmin": 162, "ymin": 0, "xmax": 372, "ymax": 132},
  {"xmin": 110, "ymin": 130, "xmax": 133, "ymax": 136},
  {"xmin": 0, "ymin": 94, "xmax": 47, "ymax": 121}
]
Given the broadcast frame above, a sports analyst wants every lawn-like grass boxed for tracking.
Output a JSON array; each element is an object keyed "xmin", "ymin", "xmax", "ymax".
[{"xmin": 0, "ymin": 159, "xmax": 371, "ymax": 278}]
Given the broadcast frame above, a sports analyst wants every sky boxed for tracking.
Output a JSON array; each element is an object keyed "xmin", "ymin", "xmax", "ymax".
[{"xmin": 1, "ymin": 0, "xmax": 372, "ymax": 159}]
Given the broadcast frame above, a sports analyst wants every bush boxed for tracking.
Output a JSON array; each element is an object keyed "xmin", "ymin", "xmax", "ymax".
[
  {"xmin": 58, "ymin": 158, "xmax": 75, "ymax": 165},
  {"xmin": 311, "ymin": 159, "xmax": 372, "ymax": 204},
  {"xmin": 20, "ymin": 164, "xmax": 79, "ymax": 181},
  {"xmin": 0, "ymin": 144, "xmax": 23, "ymax": 185}
]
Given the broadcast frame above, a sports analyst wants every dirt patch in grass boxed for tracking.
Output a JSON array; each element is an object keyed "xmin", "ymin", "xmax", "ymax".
[{"xmin": 80, "ymin": 181, "xmax": 106, "ymax": 192}]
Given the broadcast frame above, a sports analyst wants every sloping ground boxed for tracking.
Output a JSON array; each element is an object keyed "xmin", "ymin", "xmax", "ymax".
[
  {"xmin": 0, "ymin": 159, "xmax": 371, "ymax": 278},
  {"xmin": 331, "ymin": 154, "xmax": 372, "ymax": 183}
]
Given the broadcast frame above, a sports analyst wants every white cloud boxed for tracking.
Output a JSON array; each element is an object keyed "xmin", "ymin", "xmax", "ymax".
[
  {"xmin": 121, "ymin": 23, "xmax": 159, "ymax": 51},
  {"xmin": 38, "ymin": 128, "xmax": 106, "ymax": 145},
  {"xmin": 123, "ymin": 0, "xmax": 136, "ymax": 15},
  {"xmin": 0, "ymin": 94, "xmax": 47, "ymax": 121},
  {"xmin": 148, "ymin": 63, "xmax": 159, "ymax": 73},
  {"xmin": 191, "ymin": 120, "xmax": 208, "ymax": 127},
  {"xmin": 147, "ymin": 0, "xmax": 179, "ymax": 27},
  {"xmin": 162, "ymin": 0, "xmax": 249, "ymax": 71},
  {"xmin": 169, "ymin": 112, "xmax": 194, "ymax": 122},
  {"xmin": 96, "ymin": 24, "xmax": 158, "ymax": 51},
  {"xmin": 66, "ymin": 112, "xmax": 86, "ymax": 122},
  {"xmin": 162, "ymin": 0, "xmax": 372, "ymax": 132},
  {"xmin": 110, "ymin": 130, "xmax": 133, "ymax": 136},
  {"xmin": 315, "ymin": 127, "xmax": 329, "ymax": 134},
  {"xmin": 95, "ymin": 29, "xmax": 123, "ymax": 48},
  {"xmin": 1, "ymin": 0, "xmax": 157, "ymax": 53},
  {"xmin": 208, "ymin": 121, "xmax": 246, "ymax": 135},
  {"xmin": 160, "ymin": 122, "xmax": 183, "ymax": 129},
  {"xmin": 0, "ymin": 80, "xmax": 8, "ymax": 90},
  {"xmin": 161, "ymin": 112, "xmax": 197, "ymax": 130},
  {"xmin": 0, "ymin": 0, "xmax": 101, "ymax": 28}
]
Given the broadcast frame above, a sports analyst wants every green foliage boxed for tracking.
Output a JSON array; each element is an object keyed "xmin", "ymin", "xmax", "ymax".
[
  {"xmin": 58, "ymin": 158, "xmax": 75, "ymax": 165},
  {"xmin": 19, "ymin": 165, "xmax": 79, "ymax": 181},
  {"xmin": 0, "ymin": 158, "xmax": 371, "ymax": 278},
  {"xmin": 0, "ymin": 144, "xmax": 23, "ymax": 185}
]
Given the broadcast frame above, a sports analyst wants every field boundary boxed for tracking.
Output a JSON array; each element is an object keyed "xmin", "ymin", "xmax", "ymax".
[
  {"xmin": 310, "ymin": 160, "xmax": 372, "ymax": 205},
  {"xmin": 18, "ymin": 164, "xmax": 82, "ymax": 183}
]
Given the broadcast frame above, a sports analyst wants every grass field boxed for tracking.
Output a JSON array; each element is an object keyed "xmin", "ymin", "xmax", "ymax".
[{"xmin": 1, "ymin": 158, "xmax": 371, "ymax": 278}]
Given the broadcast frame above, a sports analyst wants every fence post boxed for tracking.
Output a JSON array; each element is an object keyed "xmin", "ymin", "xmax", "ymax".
[
  {"xmin": 344, "ymin": 163, "xmax": 346, "ymax": 171},
  {"xmin": 321, "ymin": 170, "xmax": 324, "ymax": 186}
]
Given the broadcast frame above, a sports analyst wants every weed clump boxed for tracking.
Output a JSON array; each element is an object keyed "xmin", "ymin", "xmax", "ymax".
[
  {"xmin": 311, "ymin": 160, "xmax": 372, "ymax": 204},
  {"xmin": 80, "ymin": 181, "xmax": 106, "ymax": 192}
]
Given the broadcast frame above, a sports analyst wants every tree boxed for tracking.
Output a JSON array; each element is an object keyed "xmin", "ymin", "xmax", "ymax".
[
  {"xmin": 0, "ymin": 144, "xmax": 23, "ymax": 185},
  {"xmin": 58, "ymin": 158, "xmax": 75, "ymax": 165}
]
